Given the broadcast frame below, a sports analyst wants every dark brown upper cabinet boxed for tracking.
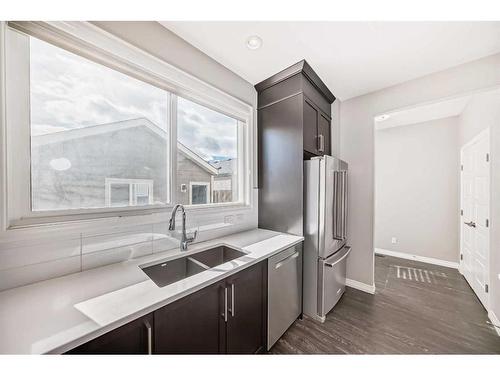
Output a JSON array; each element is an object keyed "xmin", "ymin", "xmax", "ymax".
[
  {"xmin": 318, "ymin": 111, "xmax": 331, "ymax": 156},
  {"xmin": 256, "ymin": 59, "xmax": 335, "ymax": 159},
  {"xmin": 255, "ymin": 60, "xmax": 335, "ymax": 236},
  {"xmin": 303, "ymin": 98, "xmax": 319, "ymax": 155}
]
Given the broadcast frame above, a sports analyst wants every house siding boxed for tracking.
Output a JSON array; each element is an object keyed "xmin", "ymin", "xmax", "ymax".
[{"xmin": 32, "ymin": 126, "xmax": 168, "ymax": 210}]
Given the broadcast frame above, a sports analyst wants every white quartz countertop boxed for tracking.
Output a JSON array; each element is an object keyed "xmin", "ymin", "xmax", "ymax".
[{"xmin": 0, "ymin": 229, "xmax": 303, "ymax": 354}]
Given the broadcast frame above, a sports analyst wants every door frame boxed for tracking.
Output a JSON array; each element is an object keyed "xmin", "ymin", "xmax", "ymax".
[{"xmin": 459, "ymin": 127, "xmax": 491, "ymax": 309}]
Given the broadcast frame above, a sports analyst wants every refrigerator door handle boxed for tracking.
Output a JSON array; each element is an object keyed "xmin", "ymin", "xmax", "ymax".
[
  {"xmin": 342, "ymin": 171, "xmax": 348, "ymax": 239},
  {"xmin": 332, "ymin": 171, "xmax": 342, "ymax": 240},
  {"xmin": 324, "ymin": 246, "xmax": 351, "ymax": 267}
]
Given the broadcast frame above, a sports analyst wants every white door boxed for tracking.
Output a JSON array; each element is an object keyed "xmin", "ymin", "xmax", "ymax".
[{"xmin": 460, "ymin": 128, "xmax": 490, "ymax": 308}]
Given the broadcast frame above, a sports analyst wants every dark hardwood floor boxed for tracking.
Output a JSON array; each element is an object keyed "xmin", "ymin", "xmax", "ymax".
[{"xmin": 270, "ymin": 254, "xmax": 500, "ymax": 354}]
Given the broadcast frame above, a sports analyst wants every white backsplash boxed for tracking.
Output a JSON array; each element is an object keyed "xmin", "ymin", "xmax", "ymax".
[{"xmin": 0, "ymin": 205, "xmax": 257, "ymax": 292}]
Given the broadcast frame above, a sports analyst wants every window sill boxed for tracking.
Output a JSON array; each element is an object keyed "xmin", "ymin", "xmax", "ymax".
[{"xmin": 1, "ymin": 202, "xmax": 254, "ymax": 243}]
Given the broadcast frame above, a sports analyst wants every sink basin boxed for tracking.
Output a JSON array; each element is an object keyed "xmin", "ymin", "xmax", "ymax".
[
  {"xmin": 141, "ymin": 257, "xmax": 208, "ymax": 288},
  {"xmin": 189, "ymin": 245, "xmax": 246, "ymax": 268},
  {"xmin": 140, "ymin": 245, "xmax": 246, "ymax": 287}
]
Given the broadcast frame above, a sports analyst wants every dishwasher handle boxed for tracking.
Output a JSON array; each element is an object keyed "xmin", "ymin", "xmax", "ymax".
[
  {"xmin": 275, "ymin": 251, "xmax": 300, "ymax": 269},
  {"xmin": 324, "ymin": 246, "xmax": 351, "ymax": 268}
]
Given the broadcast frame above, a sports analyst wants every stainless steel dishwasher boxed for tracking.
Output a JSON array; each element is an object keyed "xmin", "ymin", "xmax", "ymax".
[{"xmin": 267, "ymin": 243, "xmax": 303, "ymax": 349}]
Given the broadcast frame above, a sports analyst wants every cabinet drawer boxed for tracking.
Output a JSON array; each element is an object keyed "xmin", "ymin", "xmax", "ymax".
[{"xmin": 318, "ymin": 246, "xmax": 351, "ymax": 317}]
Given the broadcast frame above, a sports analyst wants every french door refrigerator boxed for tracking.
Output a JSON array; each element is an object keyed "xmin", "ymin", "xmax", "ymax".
[{"xmin": 303, "ymin": 155, "xmax": 351, "ymax": 322}]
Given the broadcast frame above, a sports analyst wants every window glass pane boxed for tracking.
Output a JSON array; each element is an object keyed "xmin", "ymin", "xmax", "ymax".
[
  {"xmin": 109, "ymin": 184, "xmax": 130, "ymax": 207},
  {"xmin": 177, "ymin": 97, "xmax": 239, "ymax": 205},
  {"xmin": 29, "ymin": 37, "xmax": 169, "ymax": 211},
  {"xmin": 191, "ymin": 184, "xmax": 208, "ymax": 205}
]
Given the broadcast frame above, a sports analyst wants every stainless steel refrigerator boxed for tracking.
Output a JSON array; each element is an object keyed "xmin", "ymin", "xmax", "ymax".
[{"xmin": 303, "ymin": 155, "xmax": 351, "ymax": 322}]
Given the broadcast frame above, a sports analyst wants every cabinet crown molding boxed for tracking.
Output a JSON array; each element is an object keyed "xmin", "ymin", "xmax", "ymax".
[{"xmin": 255, "ymin": 59, "xmax": 335, "ymax": 104}]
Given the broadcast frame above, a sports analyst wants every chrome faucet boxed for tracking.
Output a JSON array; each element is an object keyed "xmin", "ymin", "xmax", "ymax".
[{"xmin": 168, "ymin": 204, "xmax": 197, "ymax": 251}]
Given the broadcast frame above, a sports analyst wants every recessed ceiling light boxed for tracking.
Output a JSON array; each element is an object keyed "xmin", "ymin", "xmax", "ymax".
[
  {"xmin": 375, "ymin": 114, "xmax": 390, "ymax": 122},
  {"xmin": 246, "ymin": 35, "xmax": 262, "ymax": 50}
]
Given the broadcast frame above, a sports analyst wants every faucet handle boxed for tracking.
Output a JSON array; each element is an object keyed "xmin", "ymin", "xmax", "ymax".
[{"xmin": 186, "ymin": 229, "xmax": 198, "ymax": 243}]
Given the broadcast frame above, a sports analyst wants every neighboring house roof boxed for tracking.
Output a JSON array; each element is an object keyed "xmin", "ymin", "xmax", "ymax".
[
  {"xmin": 31, "ymin": 117, "xmax": 219, "ymax": 175},
  {"xmin": 177, "ymin": 142, "xmax": 218, "ymax": 175},
  {"xmin": 210, "ymin": 159, "xmax": 234, "ymax": 176}
]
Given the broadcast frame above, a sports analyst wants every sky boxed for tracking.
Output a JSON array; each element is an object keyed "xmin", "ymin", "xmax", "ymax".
[{"xmin": 30, "ymin": 37, "xmax": 237, "ymax": 161}]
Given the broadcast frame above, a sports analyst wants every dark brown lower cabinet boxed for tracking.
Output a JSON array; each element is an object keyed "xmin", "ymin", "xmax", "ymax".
[
  {"xmin": 67, "ymin": 261, "xmax": 265, "ymax": 354},
  {"xmin": 154, "ymin": 280, "xmax": 225, "ymax": 354},
  {"xmin": 225, "ymin": 262, "xmax": 265, "ymax": 354},
  {"xmin": 67, "ymin": 313, "xmax": 153, "ymax": 354}
]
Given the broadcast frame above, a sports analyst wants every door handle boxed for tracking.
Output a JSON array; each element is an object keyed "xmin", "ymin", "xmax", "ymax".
[
  {"xmin": 325, "ymin": 246, "xmax": 351, "ymax": 267},
  {"xmin": 144, "ymin": 320, "xmax": 152, "ymax": 355},
  {"xmin": 228, "ymin": 283, "xmax": 235, "ymax": 317},
  {"xmin": 317, "ymin": 134, "xmax": 325, "ymax": 153},
  {"xmin": 222, "ymin": 287, "xmax": 228, "ymax": 322},
  {"xmin": 342, "ymin": 171, "xmax": 348, "ymax": 239},
  {"xmin": 275, "ymin": 251, "xmax": 299, "ymax": 269},
  {"xmin": 464, "ymin": 221, "xmax": 476, "ymax": 228}
]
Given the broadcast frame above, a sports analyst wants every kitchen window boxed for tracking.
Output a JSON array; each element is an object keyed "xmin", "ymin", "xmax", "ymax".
[
  {"xmin": 176, "ymin": 96, "xmax": 242, "ymax": 206},
  {"xmin": 2, "ymin": 22, "xmax": 253, "ymax": 229},
  {"xmin": 29, "ymin": 37, "xmax": 170, "ymax": 212}
]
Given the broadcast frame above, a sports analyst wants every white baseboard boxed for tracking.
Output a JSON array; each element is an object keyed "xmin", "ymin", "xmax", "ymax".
[
  {"xmin": 488, "ymin": 310, "xmax": 500, "ymax": 337},
  {"xmin": 346, "ymin": 278, "xmax": 376, "ymax": 294},
  {"xmin": 375, "ymin": 248, "xmax": 459, "ymax": 269}
]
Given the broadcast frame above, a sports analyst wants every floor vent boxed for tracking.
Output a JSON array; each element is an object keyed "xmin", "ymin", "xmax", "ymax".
[{"xmin": 394, "ymin": 265, "xmax": 446, "ymax": 284}]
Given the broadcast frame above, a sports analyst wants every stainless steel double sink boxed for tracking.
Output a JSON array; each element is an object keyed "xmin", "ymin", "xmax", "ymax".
[{"xmin": 140, "ymin": 245, "xmax": 246, "ymax": 288}]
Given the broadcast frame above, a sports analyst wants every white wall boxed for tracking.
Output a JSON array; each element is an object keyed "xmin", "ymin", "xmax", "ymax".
[
  {"xmin": 91, "ymin": 22, "xmax": 256, "ymax": 107},
  {"xmin": 458, "ymin": 89, "xmax": 500, "ymax": 324},
  {"xmin": 339, "ymin": 52, "xmax": 500, "ymax": 289},
  {"xmin": 375, "ymin": 117, "xmax": 460, "ymax": 262},
  {"xmin": 331, "ymin": 99, "xmax": 341, "ymax": 158}
]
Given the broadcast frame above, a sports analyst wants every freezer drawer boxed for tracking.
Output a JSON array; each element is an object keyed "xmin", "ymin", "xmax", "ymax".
[
  {"xmin": 318, "ymin": 246, "xmax": 351, "ymax": 318},
  {"xmin": 267, "ymin": 244, "xmax": 303, "ymax": 350}
]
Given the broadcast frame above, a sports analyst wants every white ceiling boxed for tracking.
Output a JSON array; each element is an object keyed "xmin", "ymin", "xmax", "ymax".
[
  {"xmin": 374, "ymin": 95, "xmax": 472, "ymax": 130},
  {"xmin": 160, "ymin": 22, "xmax": 500, "ymax": 100}
]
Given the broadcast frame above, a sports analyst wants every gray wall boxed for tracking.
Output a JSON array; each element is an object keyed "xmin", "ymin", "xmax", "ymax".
[
  {"xmin": 32, "ymin": 126, "xmax": 168, "ymax": 210},
  {"xmin": 176, "ymin": 153, "xmax": 212, "ymax": 205},
  {"xmin": 91, "ymin": 22, "xmax": 257, "ymax": 107},
  {"xmin": 339, "ymin": 52, "xmax": 500, "ymax": 289},
  {"xmin": 375, "ymin": 117, "xmax": 460, "ymax": 262},
  {"xmin": 458, "ymin": 89, "xmax": 500, "ymax": 325}
]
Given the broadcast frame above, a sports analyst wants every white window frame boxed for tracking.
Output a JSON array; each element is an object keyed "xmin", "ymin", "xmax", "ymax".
[
  {"xmin": 105, "ymin": 178, "xmax": 154, "ymax": 207},
  {"xmin": 189, "ymin": 181, "xmax": 211, "ymax": 205},
  {"xmin": 0, "ymin": 21, "xmax": 255, "ymax": 233}
]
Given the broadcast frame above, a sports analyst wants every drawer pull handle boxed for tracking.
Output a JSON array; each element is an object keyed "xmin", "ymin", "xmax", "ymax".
[
  {"xmin": 228, "ymin": 283, "xmax": 235, "ymax": 317},
  {"xmin": 144, "ymin": 320, "xmax": 152, "ymax": 355},
  {"xmin": 317, "ymin": 134, "xmax": 325, "ymax": 153},
  {"xmin": 325, "ymin": 247, "xmax": 351, "ymax": 268},
  {"xmin": 275, "ymin": 251, "xmax": 299, "ymax": 269},
  {"xmin": 223, "ymin": 287, "xmax": 228, "ymax": 322}
]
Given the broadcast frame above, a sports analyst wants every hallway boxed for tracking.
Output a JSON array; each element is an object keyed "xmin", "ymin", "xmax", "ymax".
[{"xmin": 271, "ymin": 255, "xmax": 500, "ymax": 354}]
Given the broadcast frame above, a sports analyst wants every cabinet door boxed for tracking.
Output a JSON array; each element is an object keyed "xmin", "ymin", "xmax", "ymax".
[
  {"xmin": 318, "ymin": 113, "xmax": 331, "ymax": 156},
  {"xmin": 225, "ymin": 262, "xmax": 265, "ymax": 354},
  {"xmin": 303, "ymin": 98, "xmax": 319, "ymax": 155},
  {"xmin": 154, "ymin": 281, "xmax": 224, "ymax": 354},
  {"xmin": 67, "ymin": 314, "xmax": 153, "ymax": 354}
]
